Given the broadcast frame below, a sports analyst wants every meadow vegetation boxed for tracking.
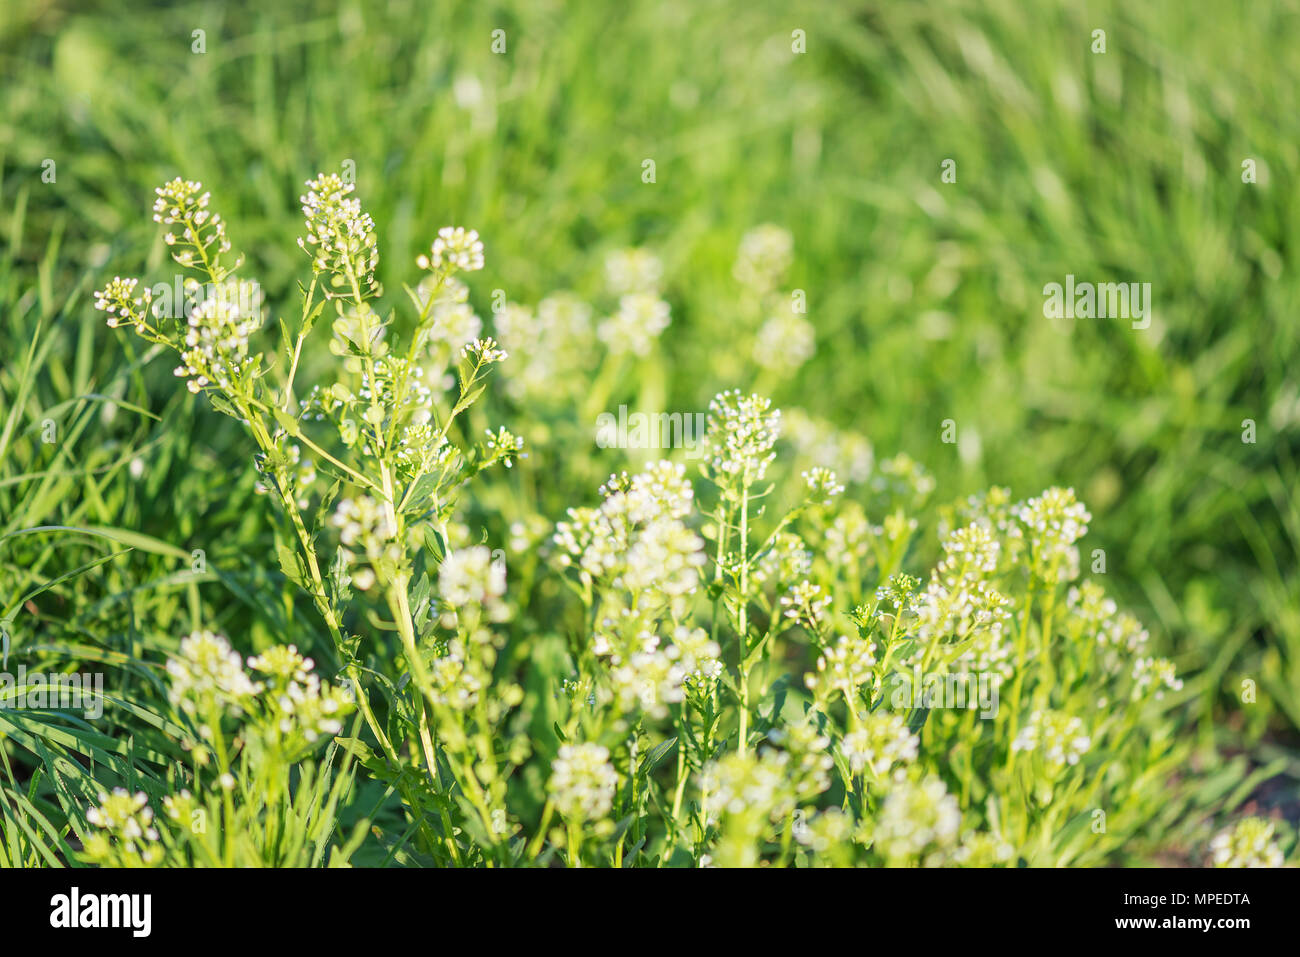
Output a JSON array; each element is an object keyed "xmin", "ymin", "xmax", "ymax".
[{"xmin": 0, "ymin": 0, "xmax": 1296, "ymax": 866}]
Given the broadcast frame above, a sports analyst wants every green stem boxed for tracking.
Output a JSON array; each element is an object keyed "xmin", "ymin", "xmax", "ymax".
[
  {"xmin": 1003, "ymin": 583, "xmax": 1037, "ymax": 775},
  {"xmin": 737, "ymin": 485, "xmax": 752, "ymax": 757}
]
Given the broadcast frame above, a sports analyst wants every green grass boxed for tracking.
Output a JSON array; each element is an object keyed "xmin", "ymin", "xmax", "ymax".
[{"xmin": 1, "ymin": 0, "xmax": 1297, "ymax": 864}]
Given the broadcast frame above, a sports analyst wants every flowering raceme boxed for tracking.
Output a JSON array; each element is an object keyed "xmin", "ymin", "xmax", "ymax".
[
  {"xmin": 298, "ymin": 172, "xmax": 379, "ymax": 292},
  {"xmin": 701, "ymin": 390, "xmax": 782, "ymax": 485}
]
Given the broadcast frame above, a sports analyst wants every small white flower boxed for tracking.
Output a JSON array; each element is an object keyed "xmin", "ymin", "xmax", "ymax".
[
  {"xmin": 421, "ymin": 226, "xmax": 484, "ymax": 273},
  {"xmin": 462, "ymin": 336, "xmax": 508, "ymax": 363}
]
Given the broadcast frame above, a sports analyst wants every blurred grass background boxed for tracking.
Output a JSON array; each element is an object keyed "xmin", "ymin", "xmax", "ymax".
[{"xmin": 1, "ymin": 0, "xmax": 1297, "ymax": 823}]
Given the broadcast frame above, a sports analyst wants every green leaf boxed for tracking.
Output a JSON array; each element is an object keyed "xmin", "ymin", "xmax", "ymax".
[{"xmin": 276, "ymin": 541, "xmax": 309, "ymax": 589}]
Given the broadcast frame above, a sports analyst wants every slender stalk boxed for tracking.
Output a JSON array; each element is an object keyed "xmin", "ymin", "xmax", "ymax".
[{"xmin": 737, "ymin": 485, "xmax": 751, "ymax": 757}]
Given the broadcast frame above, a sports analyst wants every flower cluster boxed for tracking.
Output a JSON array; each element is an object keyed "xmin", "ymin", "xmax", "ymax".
[
  {"xmin": 872, "ymin": 775, "xmax": 961, "ymax": 865},
  {"xmin": 822, "ymin": 504, "xmax": 877, "ymax": 568},
  {"xmin": 753, "ymin": 312, "xmax": 816, "ymax": 373},
  {"xmin": 167, "ymin": 632, "xmax": 353, "ymax": 752},
  {"xmin": 910, "ymin": 525, "xmax": 1013, "ymax": 671},
  {"xmin": 605, "ymin": 247, "xmax": 663, "ymax": 295},
  {"xmin": 330, "ymin": 495, "xmax": 399, "ymax": 590},
  {"xmin": 93, "ymin": 276, "xmax": 152, "ymax": 328},
  {"xmin": 1014, "ymin": 487, "xmax": 1090, "ymax": 578},
  {"xmin": 83, "ymin": 789, "xmax": 163, "ymax": 867},
  {"xmin": 166, "ymin": 630, "xmax": 261, "ymax": 720},
  {"xmin": 154, "ymin": 178, "xmax": 235, "ymax": 276},
  {"xmin": 841, "ymin": 711, "xmax": 919, "ymax": 778},
  {"xmin": 463, "ymin": 336, "xmax": 508, "ymax": 364},
  {"xmin": 597, "ymin": 292, "xmax": 671, "ymax": 356},
  {"xmin": 248, "ymin": 645, "xmax": 355, "ymax": 747},
  {"xmin": 1208, "ymin": 817, "xmax": 1285, "ymax": 868},
  {"xmin": 549, "ymin": 743, "xmax": 618, "ymax": 821},
  {"xmin": 802, "ymin": 466, "xmax": 845, "ymax": 506},
  {"xmin": 430, "ymin": 299, "xmax": 483, "ymax": 355},
  {"xmin": 419, "ymin": 226, "xmax": 485, "ymax": 274},
  {"xmin": 554, "ymin": 461, "xmax": 704, "ymax": 603},
  {"xmin": 753, "ymin": 532, "xmax": 813, "ymax": 590},
  {"xmin": 773, "ymin": 716, "xmax": 834, "ymax": 799},
  {"xmin": 781, "ymin": 580, "xmax": 831, "ymax": 632},
  {"xmin": 298, "ymin": 172, "xmax": 379, "ymax": 295},
  {"xmin": 1011, "ymin": 709, "xmax": 1092, "ymax": 771},
  {"xmin": 1130, "ymin": 656, "xmax": 1183, "ymax": 701},
  {"xmin": 701, "ymin": 390, "xmax": 782, "ymax": 486},
  {"xmin": 700, "ymin": 749, "xmax": 797, "ymax": 864},
  {"xmin": 427, "ymin": 648, "xmax": 483, "ymax": 711},
  {"xmin": 1064, "ymin": 580, "xmax": 1153, "ymax": 674},
  {"xmin": 733, "ymin": 224, "xmax": 794, "ymax": 293},
  {"xmin": 493, "ymin": 293, "xmax": 594, "ymax": 404},
  {"xmin": 876, "ymin": 572, "xmax": 922, "ymax": 614},
  {"xmin": 805, "ymin": 632, "xmax": 879, "ymax": 703},
  {"xmin": 670, "ymin": 625, "xmax": 724, "ymax": 682},
  {"xmin": 483, "ymin": 426, "xmax": 526, "ymax": 468},
  {"xmin": 604, "ymin": 631, "xmax": 687, "ymax": 717},
  {"xmin": 172, "ymin": 291, "xmax": 262, "ymax": 394},
  {"xmin": 438, "ymin": 545, "xmax": 508, "ymax": 621}
]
